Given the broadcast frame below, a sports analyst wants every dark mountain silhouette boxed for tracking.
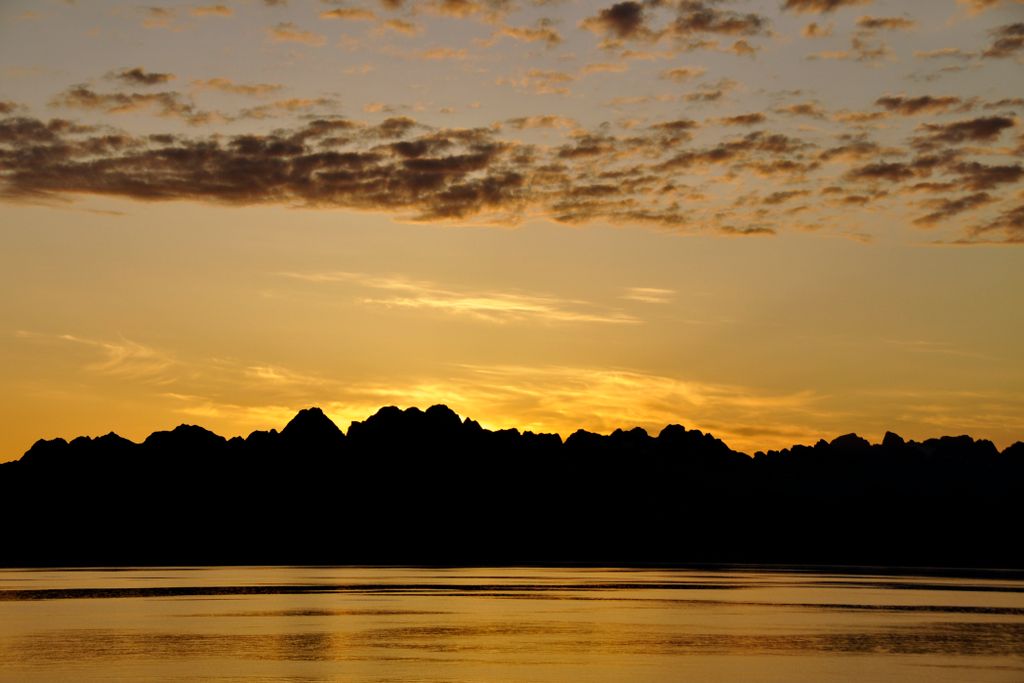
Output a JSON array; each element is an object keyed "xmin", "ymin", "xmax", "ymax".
[{"xmin": 1, "ymin": 404, "xmax": 1021, "ymax": 568}]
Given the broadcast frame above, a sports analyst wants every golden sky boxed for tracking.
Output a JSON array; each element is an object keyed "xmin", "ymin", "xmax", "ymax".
[{"xmin": 1, "ymin": 0, "xmax": 1023, "ymax": 458}]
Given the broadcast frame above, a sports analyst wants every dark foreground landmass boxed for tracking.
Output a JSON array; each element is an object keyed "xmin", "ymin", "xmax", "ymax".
[{"xmin": 1, "ymin": 405, "xmax": 1022, "ymax": 568}]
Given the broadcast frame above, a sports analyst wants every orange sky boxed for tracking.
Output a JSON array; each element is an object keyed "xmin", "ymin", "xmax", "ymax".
[{"xmin": 1, "ymin": 0, "xmax": 1022, "ymax": 458}]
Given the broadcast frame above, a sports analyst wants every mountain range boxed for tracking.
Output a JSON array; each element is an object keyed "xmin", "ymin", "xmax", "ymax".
[{"xmin": 2, "ymin": 405, "xmax": 1021, "ymax": 568}]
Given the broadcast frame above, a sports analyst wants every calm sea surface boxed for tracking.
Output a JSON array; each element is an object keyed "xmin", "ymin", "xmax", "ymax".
[{"xmin": 1, "ymin": 566, "xmax": 1022, "ymax": 682}]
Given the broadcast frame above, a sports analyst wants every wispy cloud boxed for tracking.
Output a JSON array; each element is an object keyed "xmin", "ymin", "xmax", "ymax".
[
  {"xmin": 497, "ymin": 68, "xmax": 575, "ymax": 95},
  {"xmin": 244, "ymin": 364, "xmax": 327, "ymax": 387},
  {"xmin": 320, "ymin": 7, "xmax": 376, "ymax": 21},
  {"xmin": 957, "ymin": 0, "xmax": 1024, "ymax": 16},
  {"xmin": 268, "ymin": 22, "xmax": 326, "ymax": 46},
  {"xmin": 369, "ymin": 292, "xmax": 638, "ymax": 324},
  {"xmin": 380, "ymin": 19, "xmax": 421, "ymax": 35},
  {"xmin": 281, "ymin": 271, "xmax": 640, "ymax": 324},
  {"xmin": 141, "ymin": 6, "xmax": 176, "ymax": 30},
  {"xmin": 112, "ymin": 67, "xmax": 176, "ymax": 86},
  {"xmin": 191, "ymin": 4, "xmax": 233, "ymax": 17},
  {"xmin": 580, "ymin": 62, "xmax": 629, "ymax": 76},
  {"xmin": 660, "ymin": 66, "xmax": 705, "ymax": 83},
  {"xmin": 50, "ymin": 85, "xmax": 219, "ymax": 125},
  {"xmin": 622, "ymin": 287, "xmax": 674, "ymax": 304},
  {"xmin": 413, "ymin": 364, "xmax": 828, "ymax": 452},
  {"xmin": 16, "ymin": 329, "xmax": 1014, "ymax": 455},
  {"xmin": 490, "ymin": 21, "xmax": 562, "ymax": 47},
  {"xmin": 420, "ymin": 47, "xmax": 468, "ymax": 60},
  {"xmin": 191, "ymin": 78, "xmax": 282, "ymax": 96},
  {"xmin": 505, "ymin": 114, "xmax": 578, "ymax": 129},
  {"xmin": 16, "ymin": 330, "xmax": 176, "ymax": 382},
  {"xmin": 157, "ymin": 360, "xmax": 834, "ymax": 453},
  {"xmin": 782, "ymin": 0, "xmax": 872, "ymax": 13}
]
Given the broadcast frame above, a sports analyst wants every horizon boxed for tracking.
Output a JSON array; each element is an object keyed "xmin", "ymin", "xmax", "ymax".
[
  {"xmin": 6, "ymin": 402, "xmax": 1021, "ymax": 463},
  {"xmin": 2, "ymin": 0, "xmax": 1023, "ymax": 461}
]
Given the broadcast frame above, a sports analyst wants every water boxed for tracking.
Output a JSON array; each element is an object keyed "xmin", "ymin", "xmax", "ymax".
[{"xmin": 1, "ymin": 566, "xmax": 1022, "ymax": 682}]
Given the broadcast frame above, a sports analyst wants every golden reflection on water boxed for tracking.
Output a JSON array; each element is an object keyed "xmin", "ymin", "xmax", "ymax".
[{"xmin": 1, "ymin": 567, "xmax": 1023, "ymax": 682}]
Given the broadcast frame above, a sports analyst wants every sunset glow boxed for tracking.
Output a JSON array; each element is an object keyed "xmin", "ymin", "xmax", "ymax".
[{"xmin": 1, "ymin": 0, "xmax": 1022, "ymax": 457}]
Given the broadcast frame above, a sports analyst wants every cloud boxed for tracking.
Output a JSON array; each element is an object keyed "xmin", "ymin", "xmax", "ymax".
[
  {"xmin": 818, "ymin": 138, "xmax": 882, "ymax": 162},
  {"xmin": 191, "ymin": 78, "xmax": 283, "ymax": 96},
  {"xmin": 875, "ymin": 95, "xmax": 963, "ymax": 115},
  {"xmin": 958, "ymin": 0, "xmax": 1024, "ymax": 15},
  {"xmin": 580, "ymin": 62, "xmax": 629, "ymax": 75},
  {"xmin": 802, "ymin": 22, "xmax": 833, "ymax": 37},
  {"xmin": 244, "ymin": 364, "xmax": 328, "ymax": 388},
  {"xmin": 421, "ymin": 47, "xmax": 469, "ymax": 60},
  {"xmin": 913, "ymin": 192, "xmax": 993, "ymax": 226},
  {"xmin": 950, "ymin": 161, "xmax": 1024, "ymax": 190},
  {"xmin": 672, "ymin": 1, "xmax": 768, "ymax": 37},
  {"xmin": 648, "ymin": 118, "xmax": 701, "ymax": 146},
  {"xmin": 191, "ymin": 4, "xmax": 233, "ymax": 17},
  {"xmin": 320, "ymin": 7, "xmax": 377, "ymax": 20},
  {"xmin": 142, "ymin": 6, "xmax": 176, "ymax": 29},
  {"xmin": 145, "ymin": 358, "xmax": 832, "ymax": 454},
  {"xmin": 17, "ymin": 331, "xmax": 176, "ymax": 382},
  {"xmin": 418, "ymin": 0, "xmax": 513, "ymax": 21},
  {"xmin": 622, "ymin": 287, "xmax": 674, "ymax": 304},
  {"xmin": 983, "ymin": 23, "xmax": 1024, "ymax": 59},
  {"xmin": 775, "ymin": 101, "xmax": 827, "ymax": 118},
  {"xmin": 964, "ymin": 203, "xmax": 1024, "ymax": 243},
  {"xmin": 498, "ymin": 68, "xmax": 575, "ymax": 95},
  {"xmin": 719, "ymin": 112, "xmax": 766, "ymax": 126},
  {"xmin": 845, "ymin": 161, "xmax": 917, "ymax": 183},
  {"xmin": 282, "ymin": 271, "xmax": 639, "ymax": 324},
  {"xmin": 113, "ymin": 67, "xmax": 176, "ymax": 86},
  {"xmin": 914, "ymin": 115, "xmax": 1016, "ymax": 147},
  {"xmin": 719, "ymin": 225, "xmax": 776, "ymax": 236},
  {"xmin": 958, "ymin": 0, "xmax": 997, "ymax": 12},
  {"xmin": 856, "ymin": 16, "xmax": 914, "ymax": 31},
  {"xmin": 914, "ymin": 47, "xmax": 973, "ymax": 60},
  {"xmin": 618, "ymin": 48, "xmax": 677, "ymax": 60},
  {"xmin": 2, "ymin": 69, "xmax": 1017, "ymax": 242},
  {"xmin": 371, "ymin": 292, "xmax": 638, "ymax": 324},
  {"xmin": 660, "ymin": 66, "xmax": 705, "ymax": 82},
  {"xmin": 50, "ymin": 85, "xmax": 217, "ymax": 125},
  {"xmin": 0, "ymin": 114, "xmax": 527, "ymax": 221},
  {"xmin": 808, "ymin": 21, "xmax": 897, "ymax": 63},
  {"xmin": 832, "ymin": 110, "xmax": 888, "ymax": 123},
  {"xmin": 684, "ymin": 77, "xmax": 738, "ymax": 103},
  {"xmin": 984, "ymin": 97, "xmax": 1024, "ymax": 110},
  {"xmin": 556, "ymin": 132, "xmax": 618, "ymax": 158},
  {"xmin": 268, "ymin": 22, "xmax": 326, "ymax": 46},
  {"xmin": 238, "ymin": 97, "xmax": 337, "ymax": 119},
  {"xmin": 580, "ymin": 1, "xmax": 648, "ymax": 39},
  {"xmin": 505, "ymin": 115, "xmax": 577, "ymax": 129},
  {"xmin": 730, "ymin": 39, "xmax": 757, "ymax": 56},
  {"xmin": 763, "ymin": 189, "xmax": 810, "ymax": 205},
  {"xmin": 843, "ymin": 151, "xmax": 965, "ymax": 189},
  {"xmin": 581, "ymin": 0, "xmax": 768, "ymax": 46},
  {"xmin": 363, "ymin": 102, "xmax": 399, "ymax": 114},
  {"xmin": 381, "ymin": 18, "xmax": 421, "ymax": 34},
  {"xmin": 493, "ymin": 20, "xmax": 562, "ymax": 46},
  {"xmin": 655, "ymin": 130, "xmax": 808, "ymax": 170},
  {"xmin": 386, "ymin": 363, "xmax": 822, "ymax": 452},
  {"xmin": 782, "ymin": 0, "xmax": 872, "ymax": 13}
]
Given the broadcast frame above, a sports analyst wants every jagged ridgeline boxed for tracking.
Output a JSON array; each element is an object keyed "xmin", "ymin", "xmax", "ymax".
[{"xmin": 2, "ymin": 405, "xmax": 1022, "ymax": 568}]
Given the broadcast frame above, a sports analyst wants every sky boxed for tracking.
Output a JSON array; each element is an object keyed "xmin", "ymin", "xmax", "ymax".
[{"xmin": 1, "ymin": 0, "xmax": 1023, "ymax": 459}]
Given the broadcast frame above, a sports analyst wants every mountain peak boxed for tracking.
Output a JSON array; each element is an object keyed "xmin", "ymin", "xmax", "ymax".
[
  {"xmin": 143, "ymin": 424, "xmax": 226, "ymax": 450},
  {"xmin": 281, "ymin": 407, "xmax": 345, "ymax": 446}
]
